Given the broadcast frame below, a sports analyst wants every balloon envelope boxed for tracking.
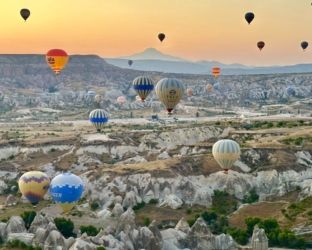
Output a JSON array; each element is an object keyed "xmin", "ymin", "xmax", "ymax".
[
  {"xmin": 128, "ymin": 60, "xmax": 133, "ymax": 66},
  {"xmin": 18, "ymin": 171, "xmax": 50, "ymax": 205},
  {"xmin": 212, "ymin": 139, "xmax": 241, "ymax": 173},
  {"xmin": 155, "ymin": 78, "xmax": 184, "ymax": 114},
  {"xmin": 257, "ymin": 41, "xmax": 265, "ymax": 51},
  {"xmin": 206, "ymin": 84, "xmax": 213, "ymax": 92},
  {"xmin": 89, "ymin": 109, "xmax": 109, "ymax": 131},
  {"xmin": 212, "ymin": 67, "xmax": 221, "ymax": 78},
  {"xmin": 117, "ymin": 96, "xmax": 126, "ymax": 105},
  {"xmin": 301, "ymin": 41, "xmax": 309, "ymax": 50},
  {"xmin": 158, "ymin": 33, "xmax": 166, "ymax": 42},
  {"xmin": 186, "ymin": 88, "xmax": 193, "ymax": 97},
  {"xmin": 132, "ymin": 76, "xmax": 154, "ymax": 101},
  {"xmin": 49, "ymin": 173, "xmax": 84, "ymax": 213},
  {"xmin": 245, "ymin": 12, "xmax": 254, "ymax": 24},
  {"xmin": 46, "ymin": 49, "xmax": 69, "ymax": 75},
  {"xmin": 20, "ymin": 9, "xmax": 30, "ymax": 21}
]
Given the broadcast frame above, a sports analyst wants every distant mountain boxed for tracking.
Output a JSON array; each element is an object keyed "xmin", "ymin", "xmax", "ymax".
[
  {"xmin": 106, "ymin": 48, "xmax": 312, "ymax": 75},
  {"xmin": 119, "ymin": 48, "xmax": 183, "ymax": 61}
]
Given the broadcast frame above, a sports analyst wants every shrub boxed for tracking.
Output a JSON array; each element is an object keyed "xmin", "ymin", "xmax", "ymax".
[
  {"xmin": 96, "ymin": 247, "xmax": 106, "ymax": 250},
  {"xmin": 90, "ymin": 201, "xmax": 100, "ymax": 211},
  {"xmin": 212, "ymin": 190, "xmax": 238, "ymax": 215},
  {"xmin": 143, "ymin": 217, "xmax": 151, "ymax": 227},
  {"xmin": 186, "ymin": 208, "xmax": 193, "ymax": 214},
  {"xmin": 242, "ymin": 188, "xmax": 259, "ymax": 204},
  {"xmin": 80, "ymin": 225, "xmax": 99, "ymax": 236},
  {"xmin": 133, "ymin": 201, "xmax": 146, "ymax": 211},
  {"xmin": 54, "ymin": 217, "xmax": 75, "ymax": 238},
  {"xmin": 149, "ymin": 199, "xmax": 159, "ymax": 205},
  {"xmin": 21, "ymin": 211, "xmax": 36, "ymax": 230},
  {"xmin": 201, "ymin": 211, "xmax": 217, "ymax": 224},
  {"xmin": 228, "ymin": 228, "xmax": 249, "ymax": 245}
]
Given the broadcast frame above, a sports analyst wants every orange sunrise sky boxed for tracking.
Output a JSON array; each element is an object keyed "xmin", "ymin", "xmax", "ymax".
[{"xmin": 1, "ymin": 0, "xmax": 312, "ymax": 66}]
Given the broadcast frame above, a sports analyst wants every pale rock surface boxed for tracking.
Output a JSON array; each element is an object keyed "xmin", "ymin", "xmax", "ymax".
[
  {"xmin": 7, "ymin": 233, "xmax": 34, "ymax": 246},
  {"xmin": 5, "ymin": 216, "xmax": 26, "ymax": 235},
  {"xmin": 160, "ymin": 194, "xmax": 183, "ymax": 209}
]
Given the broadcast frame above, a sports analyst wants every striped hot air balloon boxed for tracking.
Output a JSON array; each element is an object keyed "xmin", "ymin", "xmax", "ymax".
[
  {"xmin": 46, "ymin": 49, "xmax": 69, "ymax": 75},
  {"xmin": 89, "ymin": 109, "xmax": 109, "ymax": 132},
  {"xmin": 212, "ymin": 139, "xmax": 241, "ymax": 174},
  {"xmin": 212, "ymin": 67, "xmax": 221, "ymax": 78},
  {"xmin": 132, "ymin": 76, "xmax": 154, "ymax": 101},
  {"xmin": 18, "ymin": 171, "xmax": 50, "ymax": 205},
  {"xmin": 155, "ymin": 78, "xmax": 184, "ymax": 114},
  {"xmin": 49, "ymin": 173, "xmax": 84, "ymax": 213}
]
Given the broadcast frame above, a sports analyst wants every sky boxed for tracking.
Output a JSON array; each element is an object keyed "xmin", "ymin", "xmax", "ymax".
[{"xmin": 1, "ymin": 0, "xmax": 312, "ymax": 66}]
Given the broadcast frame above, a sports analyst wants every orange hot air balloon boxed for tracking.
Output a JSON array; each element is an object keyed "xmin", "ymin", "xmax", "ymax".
[
  {"xmin": 46, "ymin": 49, "xmax": 69, "ymax": 75},
  {"xmin": 212, "ymin": 67, "xmax": 221, "ymax": 78}
]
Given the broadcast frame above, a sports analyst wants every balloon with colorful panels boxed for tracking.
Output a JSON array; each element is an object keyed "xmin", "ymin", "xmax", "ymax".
[
  {"xmin": 132, "ymin": 76, "xmax": 154, "ymax": 102},
  {"xmin": 49, "ymin": 173, "xmax": 84, "ymax": 213},
  {"xmin": 46, "ymin": 49, "xmax": 69, "ymax": 75},
  {"xmin": 89, "ymin": 109, "xmax": 109, "ymax": 132},
  {"xmin": 155, "ymin": 78, "xmax": 184, "ymax": 115},
  {"xmin": 18, "ymin": 171, "xmax": 50, "ymax": 205},
  {"xmin": 212, "ymin": 139, "xmax": 241, "ymax": 174}
]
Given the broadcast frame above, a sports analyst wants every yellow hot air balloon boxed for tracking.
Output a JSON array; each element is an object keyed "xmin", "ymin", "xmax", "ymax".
[
  {"xmin": 212, "ymin": 139, "xmax": 241, "ymax": 174},
  {"xmin": 46, "ymin": 49, "xmax": 69, "ymax": 75},
  {"xmin": 155, "ymin": 78, "xmax": 184, "ymax": 114},
  {"xmin": 18, "ymin": 171, "xmax": 50, "ymax": 205}
]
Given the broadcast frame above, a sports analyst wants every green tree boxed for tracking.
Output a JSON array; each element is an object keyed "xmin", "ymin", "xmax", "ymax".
[
  {"xmin": 54, "ymin": 217, "xmax": 75, "ymax": 238},
  {"xmin": 20, "ymin": 211, "xmax": 36, "ymax": 230},
  {"xmin": 80, "ymin": 225, "xmax": 99, "ymax": 236}
]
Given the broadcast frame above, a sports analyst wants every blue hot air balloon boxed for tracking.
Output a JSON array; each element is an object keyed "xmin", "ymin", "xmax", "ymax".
[
  {"xmin": 286, "ymin": 86, "xmax": 296, "ymax": 97},
  {"xmin": 132, "ymin": 76, "xmax": 154, "ymax": 101},
  {"xmin": 213, "ymin": 82, "xmax": 221, "ymax": 91},
  {"xmin": 89, "ymin": 109, "xmax": 109, "ymax": 132},
  {"xmin": 49, "ymin": 173, "xmax": 84, "ymax": 213}
]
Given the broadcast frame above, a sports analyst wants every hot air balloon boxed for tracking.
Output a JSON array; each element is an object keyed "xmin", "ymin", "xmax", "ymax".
[
  {"xmin": 132, "ymin": 76, "xmax": 154, "ymax": 101},
  {"xmin": 155, "ymin": 78, "xmax": 184, "ymax": 114},
  {"xmin": 94, "ymin": 94, "xmax": 102, "ymax": 103},
  {"xmin": 46, "ymin": 49, "xmax": 69, "ymax": 75},
  {"xmin": 213, "ymin": 82, "xmax": 221, "ymax": 91},
  {"xmin": 186, "ymin": 88, "xmax": 193, "ymax": 97},
  {"xmin": 18, "ymin": 171, "xmax": 50, "ymax": 205},
  {"xmin": 286, "ymin": 86, "xmax": 296, "ymax": 96},
  {"xmin": 245, "ymin": 12, "xmax": 254, "ymax": 24},
  {"xmin": 207, "ymin": 84, "xmax": 213, "ymax": 92},
  {"xmin": 212, "ymin": 67, "xmax": 221, "ymax": 78},
  {"xmin": 128, "ymin": 60, "xmax": 133, "ymax": 66},
  {"xmin": 301, "ymin": 41, "xmax": 309, "ymax": 51},
  {"xmin": 117, "ymin": 96, "xmax": 126, "ymax": 105},
  {"xmin": 158, "ymin": 33, "xmax": 166, "ymax": 42},
  {"xmin": 20, "ymin": 9, "xmax": 30, "ymax": 21},
  {"xmin": 89, "ymin": 109, "xmax": 109, "ymax": 132},
  {"xmin": 212, "ymin": 139, "xmax": 241, "ymax": 174},
  {"xmin": 49, "ymin": 173, "xmax": 84, "ymax": 213},
  {"xmin": 257, "ymin": 41, "xmax": 265, "ymax": 51}
]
